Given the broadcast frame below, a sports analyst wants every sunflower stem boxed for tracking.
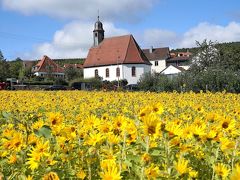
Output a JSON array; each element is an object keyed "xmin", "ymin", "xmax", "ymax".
[{"xmin": 211, "ymin": 147, "xmax": 219, "ymax": 180}]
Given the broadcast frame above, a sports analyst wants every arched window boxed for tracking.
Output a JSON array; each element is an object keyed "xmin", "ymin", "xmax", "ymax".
[
  {"xmin": 132, "ymin": 66, "xmax": 136, "ymax": 77},
  {"xmin": 116, "ymin": 67, "xmax": 120, "ymax": 77},
  {"xmin": 95, "ymin": 69, "xmax": 98, "ymax": 77},
  {"xmin": 106, "ymin": 68, "xmax": 109, "ymax": 78}
]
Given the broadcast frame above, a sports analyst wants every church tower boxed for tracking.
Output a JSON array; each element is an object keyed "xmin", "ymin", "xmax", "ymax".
[{"xmin": 93, "ymin": 16, "xmax": 104, "ymax": 47}]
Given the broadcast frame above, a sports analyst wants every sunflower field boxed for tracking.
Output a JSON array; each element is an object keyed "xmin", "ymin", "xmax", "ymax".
[{"xmin": 0, "ymin": 91, "xmax": 239, "ymax": 179}]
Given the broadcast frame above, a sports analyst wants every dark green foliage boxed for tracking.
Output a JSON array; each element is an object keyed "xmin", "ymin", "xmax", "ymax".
[
  {"xmin": 53, "ymin": 58, "xmax": 85, "ymax": 66},
  {"xmin": 0, "ymin": 50, "xmax": 10, "ymax": 81},
  {"xmin": 138, "ymin": 72, "xmax": 181, "ymax": 92},
  {"xmin": 64, "ymin": 66, "xmax": 83, "ymax": 81},
  {"xmin": 8, "ymin": 57, "xmax": 24, "ymax": 79},
  {"xmin": 184, "ymin": 40, "xmax": 240, "ymax": 92},
  {"xmin": 102, "ymin": 79, "xmax": 128, "ymax": 90},
  {"xmin": 24, "ymin": 81, "xmax": 53, "ymax": 85},
  {"xmin": 70, "ymin": 77, "xmax": 103, "ymax": 90},
  {"xmin": 54, "ymin": 78, "xmax": 68, "ymax": 86},
  {"xmin": 139, "ymin": 40, "xmax": 240, "ymax": 93}
]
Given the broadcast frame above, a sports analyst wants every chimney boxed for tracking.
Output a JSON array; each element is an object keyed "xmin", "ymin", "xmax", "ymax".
[{"xmin": 149, "ymin": 46, "xmax": 153, "ymax": 53}]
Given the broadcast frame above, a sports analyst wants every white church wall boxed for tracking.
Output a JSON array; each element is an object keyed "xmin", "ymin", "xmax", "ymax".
[
  {"xmin": 84, "ymin": 64, "xmax": 151, "ymax": 85},
  {"xmin": 84, "ymin": 65, "xmax": 124, "ymax": 82},
  {"xmin": 122, "ymin": 64, "xmax": 151, "ymax": 84}
]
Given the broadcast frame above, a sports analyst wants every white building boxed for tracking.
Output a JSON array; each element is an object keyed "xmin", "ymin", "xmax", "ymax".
[
  {"xmin": 142, "ymin": 47, "xmax": 170, "ymax": 73},
  {"xmin": 161, "ymin": 65, "xmax": 186, "ymax": 78},
  {"xmin": 83, "ymin": 17, "xmax": 151, "ymax": 85},
  {"xmin": 32, "ymin": 55, "xmax": 65, "ymax": 78}
]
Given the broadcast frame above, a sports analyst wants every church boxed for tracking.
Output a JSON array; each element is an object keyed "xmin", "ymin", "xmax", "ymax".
[{"xmin": 83, "ymin": 17, "xmax": 152, "ymax": 85}]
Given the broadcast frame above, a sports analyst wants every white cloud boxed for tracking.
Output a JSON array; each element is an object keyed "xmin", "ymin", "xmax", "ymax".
[
  {"xmin": 179, "ymin": 22, "xmax": 240, "ymax": 48},
  {"xmin": 141, "ymin": 22, "xmax": 240, "ymax": 49},
  {"xmin": 25, "ymin": 21, "xmax": 129, "ymax": 59},
  {"xmin": 1, "ymin": 0, "xmax": 157, "ymax": 22},
  {"xmin": 23, "ymin": 21, "xmax": 240, "ymax": 59}
]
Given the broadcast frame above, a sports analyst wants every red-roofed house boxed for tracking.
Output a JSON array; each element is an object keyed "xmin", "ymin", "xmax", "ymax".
[
  {"xmin": 83, "ymin": 17, "xmax": 151, "ymax": 84},
  {"xmin": 32, "ymin": 55, "xmax": 65, "ymax": 78},
  {"xmin": 142, "ymin": 47, "xmax": 171, "ymax": 73}
]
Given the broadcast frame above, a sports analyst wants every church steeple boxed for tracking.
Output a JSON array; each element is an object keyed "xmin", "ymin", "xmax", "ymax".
[{"xmin": 93, "ymin": 15, "xmax": 104, "ymax": 47}]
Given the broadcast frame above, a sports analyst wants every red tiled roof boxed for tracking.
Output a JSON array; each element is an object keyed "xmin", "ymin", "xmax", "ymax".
[
  {"xmin": 167, "ymin": 56, "xmax": 191, "ymax": 62},
  {"xmin": 33, "ymin": 55, "xmax": 64, "ymax": 73},
  {"xmin": 83, "ymin": 35, "xmax": 151, "ymax": 68},
  {"xmin": 142, "ymin": 47, "xmax": 170, "ymax": 61}
]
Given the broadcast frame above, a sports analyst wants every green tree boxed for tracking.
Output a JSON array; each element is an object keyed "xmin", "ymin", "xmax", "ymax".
[
  {"xmin": 64, "ymin": 66, "xmax": 83, "ymax": 81},
  {"xmin": 0, "ymin": 50, "xmax": 10, "ymax": 81},
  {"xmin": 138, "ymin": 72, "xmax": 181, "ymax": 92},
  {"xmin": 218, "ymin": 42, "xmax": 240, "ymax": 71},
  {"xmin": 190, "ymin": 39, "xmax": 220, "ymax": 72},
  {"xmin": 18, "ymin": 67, "xmax": 25, "ymax": 84},
  {"xmin": 9, "ymin": 57, "xmax": 23, "ymax": 79},
  {"xmin": 183, "ymin": 40, "xmax": 240, "ymax": 92}
]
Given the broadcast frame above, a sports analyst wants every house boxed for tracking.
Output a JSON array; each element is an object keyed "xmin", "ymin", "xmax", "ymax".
[
  {"xmin": 142, "ymin": 47, "xmax": 191, "ymax": 73},
  {"xmin": 166, "ymin": 55, "xmax": 191, "ymax": 70},
  {"xmin": 161, "ymin": 65, "xmax": 186, "ymax": 79},
  {"xmin": 142, "ymin": 47, "xmax": 171, "ymax": 73},
  {"xmin": 32, "ymin": 55, "xmax": 65, "ymax": 78},
  {"xmin": 83, "ymin": 17, "xmax": 151, "ymax": 85}
]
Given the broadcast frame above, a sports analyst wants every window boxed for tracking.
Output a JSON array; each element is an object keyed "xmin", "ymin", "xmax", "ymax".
[
  {"xmin": 95, "ymin": 69, "xmax": 98, "ymax": 77},
  {"xmin": 132, "ymin": 66, "xmax": 136, "ymax": 77},
  {"xmin": 106, "ymin": 68, "xmax": 109, "ymax": 78},
  {"xmin": 95, "ymin": 33, "xmax": 97, "ymax": 37},
  {"xmin": 116, "ymin": 67, "xmax": 120, "ymax": 77},
  {"xmin": 155, "ymin": 61, "xmax": 158, "ymax": 66}
]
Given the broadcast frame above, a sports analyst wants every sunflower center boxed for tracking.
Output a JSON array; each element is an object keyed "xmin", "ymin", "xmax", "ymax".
[
  {"xmin": 15, "ymin": 141, "xmax": 21, "ymax": 147},
  {"xmin": 140, "ymin": 113, "xmax": 146, "ymax": 117},
  {"xmin": 222, "ymin": 122, "xmax": 229, "ymax": 129},
  {"xmin": 52, "ymin": 119, "xmax": 57, "ymax": 125},
  {"xmin": 148, "ymin": 126, "xmax": 156, "ymax": 135}
]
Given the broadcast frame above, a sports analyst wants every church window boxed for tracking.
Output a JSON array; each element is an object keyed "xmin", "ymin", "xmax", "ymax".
[
  {"xmin": 116, "ymin": 67, "xmax": 120, "ymax": 77},
  {"xmin": 95, "ymin": 69, "xmax": 98, "ymax": 77},
  {"xmin": 106, "ymin": 68, "xmax": 109, "ymax": 78},
  {"xmin": 155, "ymin": 61, "xmax": 158, "ymax": 66},
  {"xmin": 132, "ymin": 66, "xmax": 136, "ymax": 77}
]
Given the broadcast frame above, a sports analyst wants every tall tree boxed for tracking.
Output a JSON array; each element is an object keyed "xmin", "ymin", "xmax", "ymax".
[
  {"xmin": 190, "ymin": 39, "xmax": 220, "ymax": 72},
  {"xmin": 0, "ymin": 50, "xmax": 10, "ymax": 81},
  {"xmin": 9, "ymin": 57, "xmax": 23, "ymax": 79},
  {"xmin": 218, "ymin": 43, "xmax": 240, "ymax": 71},
  {"xmin": 64, "ymin": 66, "xmax": 83, "ymax": 81}
]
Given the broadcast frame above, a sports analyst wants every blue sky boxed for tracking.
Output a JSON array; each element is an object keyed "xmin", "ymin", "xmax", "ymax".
[{"xmin": 0, "ymin": 0, "xmax": 240, "ymax": 60}]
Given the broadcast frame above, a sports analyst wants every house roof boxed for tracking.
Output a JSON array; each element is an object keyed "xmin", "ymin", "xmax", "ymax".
[
  {"xmin": 166, "ymin": 56, "xmax": 191, "ymax": 62},
  {"xmin": 142, "ymin": 47, "xmax": 170, "ymax": 61},
  {"xmin": 83, "ymin": 34, "xmax": 151, "ymax": 68},
  {"xmin": 33, "ymin": 55, "xmax": 64, "ymax": 73},
  {"xmin": 160, "ymin": 65, "xmax": 186, "ymax": 74}
]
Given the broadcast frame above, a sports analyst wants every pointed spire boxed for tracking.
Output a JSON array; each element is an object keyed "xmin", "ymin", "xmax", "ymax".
[{"xmin": 97, "ymin": 9, "xmax": 100, "ymax": 21}]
